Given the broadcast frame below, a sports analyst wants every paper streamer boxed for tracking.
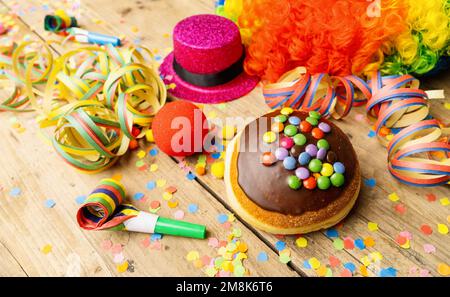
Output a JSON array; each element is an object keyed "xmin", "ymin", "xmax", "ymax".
[
  {"xmin": 44, "ymin": 9, "xmax": 77, "ymax": 33},
  {"xmin": 77, "ymin": 179, "xmax": 206, "ymax": 238},
  {"xmin": 1, "ymin": 39, "xmax": 166, "ymax": 173},
  {"xmin": 263, "ymin": 67, "xmax": 450, "ymax": 187}
]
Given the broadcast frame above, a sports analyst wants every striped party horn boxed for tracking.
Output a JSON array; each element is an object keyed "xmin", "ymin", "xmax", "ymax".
[
  {"xmin": 77, "ymin": 179, "xmax": 206, "ymax": 238},
  {"xmin": 262, "ymin": 67, "xmax": 450, "ymax": 187}
]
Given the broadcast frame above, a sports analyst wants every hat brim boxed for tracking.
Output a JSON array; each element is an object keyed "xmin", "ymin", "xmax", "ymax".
[{"xmin": 159, "ymin": 52, "xmax": 260, "ymax": 104}]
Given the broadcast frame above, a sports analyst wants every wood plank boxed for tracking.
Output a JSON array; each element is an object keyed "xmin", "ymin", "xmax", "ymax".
[{"xmin": 0, "ymin": 1, "xmax": 297, "ymax": 277}]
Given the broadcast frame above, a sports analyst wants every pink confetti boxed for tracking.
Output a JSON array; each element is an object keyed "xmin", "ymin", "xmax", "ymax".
[
  {"xmin": 111, "ymin": 243, "xmax": 123, "ymax": 254},
  {"xmin": 140, "ymin": 237, "xmax": 150, "ymax": 248},
  {"xmin": 419, "ymin": 269, "xmax": 430, "ymax": 277},
  {"xmin": 222, "ymin": 221, "xmax": 232, "ymax": 230},
  {"xmin": 208, "ymin": 237, "xmax": 219, "ymax": 248},
  {"xmin": 218, "ymin": 240, "xmax": 228, "ymax": 248},
  {"xmin": 354, "ymin": 113, "xmax": 364, "ymax": 122},
  {"xmin": 423, "ymin": 243, "xmax": 436, "ymax": 254},
  {"xmin": 399, "ymin": 231, "xmax": 412, "ymax": 240},
  {"xmin": 340, "ymin": 268, "xmax": 353, "ymax": 277},
  {"xmin": 113, "ymin": 252, "xmax": 125, "ymax": 263},
  {"xmin": 173, "ymin": 210, "xmax": 185, "ymax": 220},
  {"xmin": 201, "ymin": 255, "xmax": 211, "ymax": 266},
  {"xmin": 101, "ymin": 240, "xmax": 113, "ymax": 250}
]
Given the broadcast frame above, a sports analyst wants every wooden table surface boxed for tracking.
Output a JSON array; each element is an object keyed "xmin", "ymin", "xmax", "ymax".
[{"xmin": 0, "ymin": 0, "xmax": 448, "ymax": 277}]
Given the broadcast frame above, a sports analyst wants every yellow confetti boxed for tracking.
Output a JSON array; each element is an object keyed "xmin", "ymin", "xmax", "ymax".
[
  {"xmin": 309, "ymin": 257, "xmax": 320, "ymax": 270},
  {"xmin": 440, "ymin": 197, "xmax": 449, "ymax": 206},
  {"xmin": 162, "ymin": 192, "xmax": 173, "ymax": 201},
  {"xmin": 163, "ymin": 33, "xmax": 171, "ymax": 38},
  {"xmin": 131, "ymin": 26, "xmax": 139, "ymax": 33},
  {"xmin": 386, "ymin": 134, "xmax": 394, "ymax": 141},
  {"xmin": 204, "ymin": 266, "xmax": 217, "ymax": 277},
  {"xmin": 186, "ymin": 250, "xmax": 199, "ymax": 261},
  {"xmin": 361, "ymin": 256, "xmax": 371, "ymax": 267},
  {"xmin": 316, "ymin": 265, "xmax": 327, "ymax": 277},
  {"xmin": 137, "ymin": 150, "xmax": 146, "ymax": 159},
  {"xmin": 360, "ymin": 265, "xmax": 369, "ymax": 277},
  {"xmin": 116, "ymin": 261, "xmax": 129, "ymax": 273},
  {"xmin": 388, "ymin": 192, "xmax": 399, "ymax": 202},
  {"xmin": 168, "ymin": 200, "xmax": 178, "ymax": 208},
  {"xmin": 41, "ymin": 244, "xmax": 52, "ymax": 255},
  {"xmin": 400, "ymin": 239, "xmax": 410, "ymax": 249},
  {"xmin": 295, "ymin": 237, "xmax": 308, "ymax": 248},
  {"xmin": 437, "ymin": 223, "xmax": 448, "ymax": 235},
  {"xmin": 364, "ymin": 236, "xmax": 375, "ymax": 247},
  {"xmin": 369, "ymin": 251, "xmax": 383, "ymax": 261},
  {"xmin": 193, "ymin": 259, "xmax": 204, "ymax": 269},
  {"xmin": 150, "ymin": 164, "xmax": 158, "ymax": 172},
  {"xmin": 156, "ymin": 179, "xmax": 166, "ymax": 188},
  {"xmin": 237, "ymin": 242, "xmax": 248, "ymax": 253},
  {"xmin": 444, "ymin": 102, "xmax": 450, "ymax": 110},
  {"xmin": 437, "ymin": 263, "xmax": 449, "ymax": 276},
  {"xmin": 367, "ymin": 221, "xmax": 378, "ymax": 232},
  {"xmin": 145, "ymin": 130, "xmax": 154, "ymax": 142},
  {"xmin": 168, "ymin": 83, "xmax": 176, "ymax": 89},
  {"xmin": 228, "ymin": 214, "xmax": 236, "ymax": 222}
]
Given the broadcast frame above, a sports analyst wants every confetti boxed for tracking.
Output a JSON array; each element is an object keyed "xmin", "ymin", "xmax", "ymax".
[
  {"xmin": 343, "ymin": 237, "xmax": 354, "ymax": 250},
  {"xmin": 388, "ymin": 192, "xmax": 400, "ymax": 202},
  {"xmin": 208, "ymin": 237, "xmax": 219, "ymax": 248},
  {"xmin": 423, "ymin": 243, "xmax": 436, "ymax": 254},
  {"xmin": 364, "ymin": 236, "xmax": 375, "ymax": 247},
  {"xmin": 364, "ymin": 178, "xmax": 376, "ymax": 187},
  {"xmin": 394, "ymin": 203, "xmax": 406, "ymax": 214},
  {"xmin": 116, "ymin": 261, "xmax": 129, "ymax": 273},
  {"xmin": 420, "ymin": 224, "xmax": 433, "ymax": 235},
  {"xmin": 309, "ymin": 257, "xmax": 320, "ymax": 270},
  {"xmin": 133, "ymin": 192, "xmax": 145, "ymax": 201},
  {"xmin": 367, "ymin": 130, "xmax": 376, "ymax": 138},
  {"xmin": 162, "ymin": 192, "xmax": 173, "ymax": 200},
  {"xmin": 146, "ymin": 181, "xmax": 156, "ymax": 190},
  {"xmin": 156, "ymin": 179, "xmax": 166, "ymax": 188},
  {"xmin": 275, "ymin": 240, "xmax": 286, "ymax": 251},
  {"xmin": 101, "ymin": 240, "xmax": 113, "ymax": 250},
  {"xmin": 75, "ymin": 195, "xmax": 86, "ymax": 204},
  {"xmin": 113, "ymin": 252, "xmax": 125, "ymax": 263},
  {"xmin": 173, "ymin": 210, "xmax": 185, "ymax": 220},
  {"xmin": 425, "ymin": 193, "xmax": 436, "ymax": 202},
  {"xmin": 333, "ymin": 238, "xmax": 344, "ymax": 250},
  {"xmin": 41, "ymin": 244, "xmax": 52, "ymax": 255},
  {"xmin": 167, "ymin": 200, "xmax": 178, "ymax": 208},
  {"xmin": 9, "ymin": 187, "xmax": 21, "ymax": 197},
  {"xmin": 186, "ymin": 172, "xmax": 196, "ymax": 180},
  {"xmin": 150, "ymin": 164, "xmax": 158, "ymax": 172},
  {"xmin": 367, "ymin": 222, "xmax": 378, "ymax": 232},
  {"xmin": 316, "ymin": 265, "xmax": 327, "ymax": 277},
  {"xmin": 44, "ymin": 199, "xmax": 56, "ymax": 208},
  {"xmin": 217, "ymin": 214, "xmax": 228, "ymax": 224},
  {"xmin": 437, "ymin": 223, "xmax": 448, "ymax": 235},
  {"xmin": 379, "ymin": 267, "xmax": 397, "ymax": 277},
  {"xmin": 329, "ymin": 256, "xmax": 341, "ymax": 268},
  {"xmin": 188, "ymin": 203, "xmax": 198, "ymax": 213},
  {"xmin": 354, "ymin": 238, "xmax": 365, "ymax": 250},
  {"xmin": 149, "ymin": 148, "xmax": 158, "ymax": 156},
  {"xmin": 257, "ymin": 251, "xmax": 268, "ymax": 262},
  {"xmin": 340, "ymin": 268, "xmax": 352, "ymax": 277},
  {"xmin": 437, "ymin": 263, "xmax": 449, "ymax": 276},
  {"xmin": 111, "ymin": 244, "xmax": 123, "ymax": 254},
  {"xmin": 278, "ymin": 253, "xmax": 291, "ymax": 264},
  {"xmin": 137, "ymin": 150, "xmax": 146, "ymax": 159},
  {"xmin": 151, "ymin": 233, "xmax": 162, "ymax": 242},
  {"xmin": 343, "ymin": 262, "xmax": 356, "ymax": 273},
  {"xmin": 295, "ymin": 237, "xmax": 308, "ymax": 248},
  {"xmin": 325, "ymin": 229, "xmax": 339, "ymax": 238},
  {"xmin": 186, "ymin": 250, "xmax": 199, "ymax": 262},
  {"xmin": 440, "ymin": 197, "xmax": 449, "ymax": 206}
]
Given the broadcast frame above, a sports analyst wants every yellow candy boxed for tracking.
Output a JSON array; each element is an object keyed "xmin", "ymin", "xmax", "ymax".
[
  {"xmin": 262, "ymin": 131, "xmax": 276, "ymax": 143},
  {"xmin": 280, "ymin": 107, "xmax": 294, "ymax": 115},
  {"xmin": 222, "ymin": 125, "xmax": 236, "ymax": 140},
  {"xmin": 211, "ymin": 161, "xmax": 225, "ymax": 179},
  {"xmin": 320, "ymin": 163, "xmax": 334, "ymax": 176},
  {"xmin": 145, "ymin": 130, "xmax": 154, "ymax": 142}
]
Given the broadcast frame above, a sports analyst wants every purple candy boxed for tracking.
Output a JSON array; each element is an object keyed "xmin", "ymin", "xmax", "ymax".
[
  {"xmin": 305, "ymin": 144, "xmax": 318, "ymax": 157},
  {"xmin": 318, "ymin": 122, "xmax": 331, "ymax": 133},
  {"xmin": 275, "ymin": 147, "xmax": 289, "ymax": 160},
  {"xmin": 295, "ymin": 167, "xmax": 310, "ymax": 180},
  {"xmin": 317, "ymin": 148, "xmax": 327, "ymax": 160},
  {"xmin": 280, "ymin": 137, "xmax": 294, "ymax": 149}
]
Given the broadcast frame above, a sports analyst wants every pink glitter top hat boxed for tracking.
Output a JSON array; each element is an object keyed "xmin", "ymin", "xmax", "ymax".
[{"xmin": 159, "ymin": 14, "xmax": 259, "ymax": 103}]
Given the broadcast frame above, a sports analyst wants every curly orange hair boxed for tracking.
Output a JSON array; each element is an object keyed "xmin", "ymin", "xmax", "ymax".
[{"xmin": 239, "ymin": 0, "xmax": 408, "ymax": 82}]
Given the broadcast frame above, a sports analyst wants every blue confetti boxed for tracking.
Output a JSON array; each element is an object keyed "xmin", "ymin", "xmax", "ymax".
[
  {"xmin": 146, "ymin": 181, "xmax": 156, "ymax": 190},
  {"xmin": 354, "ymin": 238, "xmax": 366, "ymax": 250},
  {"xmin": 303, "ymin": 260, "xmax": 312, "ymax": 269},
  {"xmin": 150, "ymin": 233, "xmax": 163, "ymax": 242},
  {"xmin": 379, "ymin": 267, "xmax": 397, "ymax": 277},
  {"xmin": 188, "ymin": 203, "xmax": 198, "ymax": 213},
  {"xmin": 133, "ymin": 192, "xmax": 145, "ymax": 200},
  {"xmin": 75, "ymin": 195, "xmax": 86, "ymax": 204},
  {"xmin": 217, "ymin": 213, "xmax": 228, "ymax": 224},
  {"xmin": 364, "ymin": 178, "xmax": 376, "ymax": 187},
  {"xmin": 9, "ymin": 187, "xmax": 21, "ymax": 197},
  {"xmin": 149, "ymin": 148, "xmax": 158, "ymax": 156},
  {"xmin": 343, "ymin": 262, "xmax": 356, "ymax": 273},
  {"xmin": 275, "ymin": 240, "xmax": 286, "ymax": 251},
  {"xmin": 257, "ymin": 251, "xmax": 268, "ymax": 262},
  {"xmin": 367, "ymin": 130, "xmax": 376, "ymax": 138},
  {"xmin": 45, "ymin": 199, "xmax": 56, "ymax": 208},
  {"xmin": 186, "ymin": 172, "xmax": 196, "ymax": 180},
  {"xmin": 211, "ymin": 152, "xmax": 221, "ymax": 159},
  {"xmin": 154, "ymin": 55, "xmax": 162, "ymax": 61},
  {"xmin": 325, "ymin": 228, "xmax": 339, "ymax": 238}
]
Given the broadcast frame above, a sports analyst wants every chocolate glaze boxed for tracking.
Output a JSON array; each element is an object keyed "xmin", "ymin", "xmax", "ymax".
[{"xmin": 237, "ymin": 110, "xmax": 357, "ymax": 215}]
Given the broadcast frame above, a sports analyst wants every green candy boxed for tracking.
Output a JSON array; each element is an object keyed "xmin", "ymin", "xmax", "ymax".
[
  {"xmin": 306, "ymin": 116, "xmax": 318, "ymax": 126},
  {"xmin": 288, "ymin": 175, "xmax": 301, "ymax": 190},
  {"xmin": 309, "ymin": 111, "xmax": 321, "ymax": 120},
  {"xmin": 308, "ymin": 159, "xmax": 322, "ymax": 173},
  {"xmin": 293, "ymin": 133, "xmax": 307, "ymax": 146},
  {"xmin": 317, "ymin": 176, "xmax": 331, "ymax": 190},
  {"xmin": 275, "ymin": 115, "xmax": 287, "ymax": 123},
  {"xmin": 284, "ymin": 125, "xmax": 298, "ymax": 137},
  {"xmin": 317, "ymin": 139, "xmax": 330, "ymax": 150},
  {"xmin": 330, "ymin": 173, "xmax": 345, "ymax": 187}
]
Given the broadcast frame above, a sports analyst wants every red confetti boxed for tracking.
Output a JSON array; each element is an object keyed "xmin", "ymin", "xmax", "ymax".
[
  {"xmin": 165, "ymin": 186, "xmax": 177, "ymax": 194},
  {"xmin": 329, "ymin": 255, "xmax": 341, "ymax": 268},
  {"xmin": 394, "ymin": 203, "xmax": 406, "ymax": 214},
  {"xmin": 426, "ymin": 193, "xmax": 436, "ymax": 202},
  {"xmin": 420, "ymin": 224, "xmax": 433, "ymax": 235},
  {"xmin": 340, "ymin": 268, "xmax": 353, "ymax": 277},
  {"xmin": 343, "ymin": 237, "xmax": 354, "ymax": 250},
  {"xmin": 150, "ymin": 200, "xmax": 161, "ymax": 209},
  {"xmin": 396, "ymin": 235, "xmax": 407, "ymax": 245}
]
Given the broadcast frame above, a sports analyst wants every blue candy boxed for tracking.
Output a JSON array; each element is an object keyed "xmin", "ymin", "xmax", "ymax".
[
  {"xmin": 288, "ymin": 116, "xmax": 300, "ymax": 125},
  {"xmin": 283, "ymin": 156, "xmax": 297, "ymax": 170},
  {"xmin": 333, "ymin": 162, "xmax": 346, "ymax": 174},
  {"xmin": 298, "ymin": 152, "xmax": 311, "ymax": 166}
]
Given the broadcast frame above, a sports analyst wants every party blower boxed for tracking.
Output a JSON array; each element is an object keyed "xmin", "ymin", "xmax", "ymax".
[{"xmin": 77, "ymin": 179, "xmax": 206, "ymax": 239}]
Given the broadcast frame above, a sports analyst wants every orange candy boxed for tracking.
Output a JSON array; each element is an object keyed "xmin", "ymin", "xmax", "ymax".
[
  {"xmin": 271, "ymin": 122, "xmax": 284, "ymax": 133},
  {"xmin": 311, "ymin": 128, "xmax": 324, "ymax": 139},
  {"xmin": 260, "ymin": 152, "xmax": 276, "ymax": 166},
  {"xmin": 129, "ymin": 139, "xmax": 139, "ymax": 150},
  {"xmin": 303, "ymin": 176, "xmax": 317, "ymax": 189},
  {"xmin": 300, "ymin": 120, "xmax": 312, "ymax": 133}
]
